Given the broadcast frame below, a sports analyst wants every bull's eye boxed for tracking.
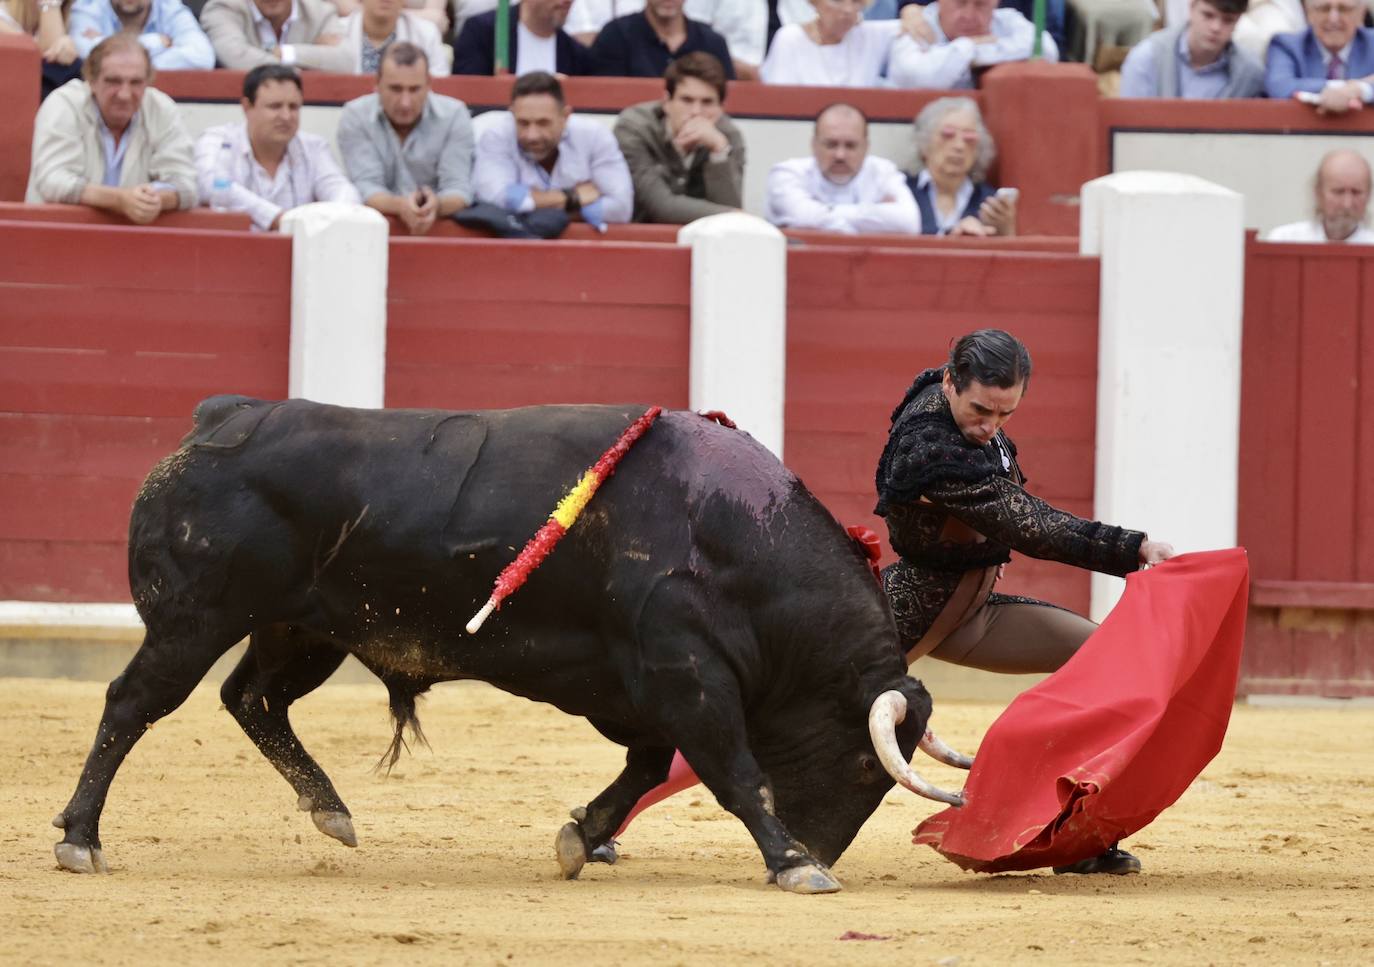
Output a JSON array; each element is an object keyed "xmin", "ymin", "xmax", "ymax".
[{"xmin": 859, "ymin": 754, "xmax": 878, "ymax": 773}]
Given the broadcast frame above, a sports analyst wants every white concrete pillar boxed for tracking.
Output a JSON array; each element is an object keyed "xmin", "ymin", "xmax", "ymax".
[
  {"xmin": 678, "ymin": 213, "xmax": 787, "ymax": 458},
  {"xmin": 280, "ymin": 202, "xmax": 389, "ymax": 408},
  {"xmin": 1080, "ymin": 171, "xmax": 1244, "ymax": 620}
]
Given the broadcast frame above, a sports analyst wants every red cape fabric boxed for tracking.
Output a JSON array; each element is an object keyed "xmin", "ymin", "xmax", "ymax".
[{"xmin": 912, "ymin": 548, "xmax": 1249, "ymax": 872}]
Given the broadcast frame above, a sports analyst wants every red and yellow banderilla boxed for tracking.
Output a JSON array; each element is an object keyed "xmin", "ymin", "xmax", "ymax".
[{"xmin": 466, "ymin": 406, "xmax": 662, "ymax": 634}]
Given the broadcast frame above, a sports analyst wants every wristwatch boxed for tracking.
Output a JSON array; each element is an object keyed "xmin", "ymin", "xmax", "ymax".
[
  {"xmin": 39, "ymin": 0, "xmax": 62, "ymax": 12},
  {"xmin": 563, "ymin": 190, "xmax": 581, "ymax": 215}
]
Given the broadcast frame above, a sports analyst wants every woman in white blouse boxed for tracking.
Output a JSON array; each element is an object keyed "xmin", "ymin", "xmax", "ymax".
[{"xmin": 761, "ymin": 0, "xmax": 920, "ymax": 87}]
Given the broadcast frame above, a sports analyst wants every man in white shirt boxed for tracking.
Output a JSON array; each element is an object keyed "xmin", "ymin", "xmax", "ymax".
[
  {"xmin": 765, "ymin": 103, "xmax": 920, "ymax": 235},
  {"xmin": 888, "ymin": 0, "xmax": 1059, "ymax": 89},
  {"xmin": 472, "ymin": 70, "xmax": 633, "ymax": 232},
  {"xmin": 194, "ymin": 63, "xmax": 361, "ymax": 231},
  {"xmin": 1267, "ymin": 148, "xmax": 1374, "ymax": 243}
]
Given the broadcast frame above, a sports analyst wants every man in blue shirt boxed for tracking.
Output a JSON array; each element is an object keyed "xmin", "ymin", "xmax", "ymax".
[
  {"xmin": 68, "ymin": 0, "xmax": 215, "ymax": 70},
  {"xmin": 590, "ymin": 0, "xmax": 735, "ymax": 78},
  {"xmin": 1119, "ymin": 0, "xmax": 1264, "ymax": 98},
  {"xmin": 1266, "ymin": 0, "xmax": 1374, "ymax": 113}
]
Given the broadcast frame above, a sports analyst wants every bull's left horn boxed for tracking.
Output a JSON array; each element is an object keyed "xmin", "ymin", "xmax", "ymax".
[
  {"xmin": 920, "ymin": 729, "xmax": 974, "ymax": 770},
  {"xmin": 867, "ymin": 691, "xmax": 965, "ymax": 807}
]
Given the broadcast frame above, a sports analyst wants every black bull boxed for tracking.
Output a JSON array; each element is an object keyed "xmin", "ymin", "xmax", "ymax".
[{"xmin": 52, "ymin": 397, "xmax": 960, "ymax": 893}]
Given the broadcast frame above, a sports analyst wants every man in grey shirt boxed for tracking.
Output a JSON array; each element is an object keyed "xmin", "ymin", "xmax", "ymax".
[
  {"xmin": 1119, "ymin": 0, "xmax": 1264, "ymax": 98},
  {"xmin": 337, "ymin": 41, "xmax": 473, "ymax": 235}
]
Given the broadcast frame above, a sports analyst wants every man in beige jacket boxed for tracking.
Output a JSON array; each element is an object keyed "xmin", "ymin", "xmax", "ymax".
[
  {"xmin": 25, "ymin": 34, "xmax": 197, "ymax": 223},
  {"xmin": 200, "ymin": 0, "xmax": 352, "ymax": 71}
]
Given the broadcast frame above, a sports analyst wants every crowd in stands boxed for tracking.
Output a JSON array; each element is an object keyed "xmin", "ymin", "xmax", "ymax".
[
  {"xmin": 12, "ymin": 0, "xmax": 1374, "ymax": 242},
  {"xmin": 9, "ymin": 0, "xmax": 1374, "ymax": 101}
]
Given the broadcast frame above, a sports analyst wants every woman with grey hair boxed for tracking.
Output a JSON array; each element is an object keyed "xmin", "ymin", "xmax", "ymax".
[{"xmin": 907, "ymin": 96, "xmax": 1017, "ymax": 236}]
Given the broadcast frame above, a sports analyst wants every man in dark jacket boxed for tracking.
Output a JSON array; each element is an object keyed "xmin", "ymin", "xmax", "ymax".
[
  {"xmin": 452, "ymin": 0, "xmax": 594, "ymax": 76},
  {"xmin": 875, "ymin": 328, "xmax": 1174, "ymax": 875},
  {"xmin": 590, "ymin": 0, "xmax": 734, "ymax": 78},
  {"xmin": 613, "ymin": 52, "xmax": 744, "ymax": 224}
]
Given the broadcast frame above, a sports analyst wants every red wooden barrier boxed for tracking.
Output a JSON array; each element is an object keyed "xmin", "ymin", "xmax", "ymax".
[
  {"xmin": 1238, "ymin": 235, "xmax": 1374, "ymax": 696},
  {"xmin": 384, "ymin": 238, "xmax": 691, "ymax": 410},
  {"xmin": 0, "ymin": 34, "xmax": 40, "ymax": 202},
  {"xmin": 0, "ymin": 220, "xmax": 291, "ymax": 601},
  {"xmin": 784, "ymin": 245, "xmax": 1102, "ymax": 616},
  {"xmin": 0, "ymin": 201, "xmax": 253, "ymax": 231}
]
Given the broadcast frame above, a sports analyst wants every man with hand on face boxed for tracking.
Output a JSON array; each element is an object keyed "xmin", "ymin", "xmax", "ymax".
[
  {"xmin": 1120, "ymin": 0, "xmax": 1265, "ymax": 98},
  {"xmin": 67, "ymin": 0, "xmax": 213, "ymax": 69},
  {"xmin": 338, "ymin": 42, "xmax": 473, "ymax": 235},
  {"xmin": 766, "ymin": 102, "xmax": 919, "ymax": 235},
  {"xmin": 876, "ymin": 329, "xmax": 1175, "ymax": 876},
  {"xmin": 471, "ymin": 70, "xmax": 632, "ymax": 235},
  {"xmin": 194, "ymin": 63, "xmax": 360, "ymax": 231},
  {"xmin": 888, "ymin": 0, "xmax": 1058, "ymax": 90},
  {"xmin": 200, "ymin": 0, "xmax": 351, "ymax": 72},
  {"xmin": 1267, "ymin": 149, "xmax": 1374, "ymax": 242},
  {"xmin": 613, "ymin": 51, "xmax": 743, "ymax": 224},
  {"xmin": 27, "ymin": 34, "xmax": 197, "ymax": 222},
  {"xmin": 1266, "ymin": 0, "xmax": 1374, "ymax": 112}
]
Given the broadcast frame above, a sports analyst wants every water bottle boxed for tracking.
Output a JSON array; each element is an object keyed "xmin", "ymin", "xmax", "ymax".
[{"xmin": 210, "ymin": 141, "xmax": 234, "ymax": 212}]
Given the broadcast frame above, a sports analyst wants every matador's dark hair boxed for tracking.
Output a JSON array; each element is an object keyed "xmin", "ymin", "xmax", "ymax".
[{"xmin": 946, "ymin": 329, "xmax": 1032, "ymax": 393}]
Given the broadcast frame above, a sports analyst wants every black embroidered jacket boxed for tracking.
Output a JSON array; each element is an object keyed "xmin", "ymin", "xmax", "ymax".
[{"xmin": 874, "ymin": 368, "xmax": 1145, "ymax": 579}]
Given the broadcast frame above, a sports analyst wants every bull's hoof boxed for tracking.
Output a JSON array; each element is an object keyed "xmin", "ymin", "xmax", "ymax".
[
  {"xmin": 775, "ymin": 864, "xmax": 842, "ymax": 895},
  {"xmin": 54, "ymin": 842, "xmax": 109, "ymax": 875},
  {"xmin": 590, "ymin": 839, "xmax": 619, "ymax": 865},
  {"xmin": 51, "ymin": 812, "xmax": 66, "ymax": 829},
  {"xmin": 311, "ymin": 810, "xmax": 357, "ymax": 848},
  {"xmin": 555, "ymin": 821, "xmax": 588, "ymax": 880}
]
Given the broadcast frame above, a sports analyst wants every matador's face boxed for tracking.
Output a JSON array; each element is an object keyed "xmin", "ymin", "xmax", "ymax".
[{"xmin": 942, "ymin": 371, "xmax": 1023, "ymax": 446}]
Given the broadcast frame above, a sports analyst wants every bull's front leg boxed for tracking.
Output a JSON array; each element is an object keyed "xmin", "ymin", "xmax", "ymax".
[{"xmin": 555, "ymin": 742, "xmax": 674, "ymax": 879}]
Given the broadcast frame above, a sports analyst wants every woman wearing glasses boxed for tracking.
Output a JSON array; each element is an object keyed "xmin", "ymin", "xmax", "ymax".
[{"xmin": 907, "ymin": 96, "xmax": 1017, "ymax": 236}]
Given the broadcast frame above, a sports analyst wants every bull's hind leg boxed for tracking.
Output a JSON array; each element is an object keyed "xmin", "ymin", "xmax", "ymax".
[
  {"xmin": 555, "ymin": 741, "xmax": 674, "ymax": 879},
  {"xmin": 220, "ymin": 624, "xmax": 357, "ymax": 847},
  {"xmin": 53, "ymin": 622, "xmax": 245, "ymax": 873}
]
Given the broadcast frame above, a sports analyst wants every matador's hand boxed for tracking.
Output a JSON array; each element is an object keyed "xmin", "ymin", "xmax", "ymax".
[{"xmin": 1139, "ymin": 540, "xmax": 1175, "ymax": 566}]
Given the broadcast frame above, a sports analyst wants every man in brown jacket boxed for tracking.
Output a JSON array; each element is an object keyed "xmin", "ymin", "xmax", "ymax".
[{"xmin": 612, "ymin": 51, "xmax": 744, "ymax": 224}]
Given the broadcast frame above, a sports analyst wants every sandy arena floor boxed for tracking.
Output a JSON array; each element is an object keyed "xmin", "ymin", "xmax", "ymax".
[{"xmin": 2, "ymin": 677, "xmax": 1371, "ymax": 966}]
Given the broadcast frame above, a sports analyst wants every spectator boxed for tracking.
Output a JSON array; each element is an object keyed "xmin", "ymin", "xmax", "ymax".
[
  {"xmin": 897, "ymin": 0, "xmax": 1066, "ymax": 56},
  {"xmin": 471, "ymin": 70, "xmax": 633, "ymax": 234},
  {"xmin": 765, "ymin": 103, "xmax": 920, "ymax": 234},
  {"xmin": 67, "ymin": 0, "xmax": 213, "ymax": 69},
  {"xmin": 340, "ymin": 0, "xmax": 450, "ymax": 74},
  {"xmin": 568, "ymin": 0, "xmax": 766, "ymax": 78},
  {"xmin": 908, "ymin": 96, "xmax": 1015, "ymax": 235},
  {"xmin": 194, "ymin": 63, "xmax": 360, "ymax": 230},
  {"xmin": 1266, "ymin": 148, "xmax": 1374, "ymax": 242},
  {"xmin": 614, "ymin": 51, "xmax": 743, "ymax": 223},
  {"xmin": 762, "ymin": 0, "xmax": 916, "ymax": 86},
  {"xmin": 1265, "ymin": 0, "xmax": 1374, "ymax": 113},
  {"xmin": 888, "ymin": 0, "xmax": 1057, "ymax": 89},
  {"xmin": 199, "ymin": 0, "xmax": 351, "ymax": 70},
  {"xmin": 26, "ymin": 34, "xmax": 196, "ymax": 220},
  {"xmin": 1120, "ymin": 0, "xmax": 1265, "ymax": 97},
  {"xmin": 331, "ymin": 0, "xmax": 447, "ymax": 35},
  {"xmin": 2, "ymin": 0, "xmax": 82, "ymax": 96},
  {"xmin": 453, "ymin": 0, "xmax": 593, "ymax": 75},
  {"xmin": 590, "ymin": 0, "xmax": 735, "ymax": 78},
  {"xmin": 338, "ymin": 42, "xmax": 473, "ymax": 235}
]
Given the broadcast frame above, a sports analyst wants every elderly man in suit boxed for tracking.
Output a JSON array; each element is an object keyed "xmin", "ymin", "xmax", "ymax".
[{"xmin": 1265, "ymin": 0, "xmax": 1374, "ymax": 113}]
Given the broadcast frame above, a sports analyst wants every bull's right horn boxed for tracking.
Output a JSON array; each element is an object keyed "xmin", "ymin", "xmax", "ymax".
[
  {"xmin": 867, "ymin": 690, "xmax": 965, "ymax": 807},
  {"xmin": 920, "ymin": 729, "xmax": 974, "ymax": 770}
]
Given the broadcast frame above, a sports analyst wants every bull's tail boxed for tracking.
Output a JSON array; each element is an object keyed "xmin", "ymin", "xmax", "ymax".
[{"xmin": 376, "ymin": 677, "xmax": 432, "ymax": 773}]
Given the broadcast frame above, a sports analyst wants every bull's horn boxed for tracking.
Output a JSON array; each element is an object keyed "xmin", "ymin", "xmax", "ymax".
[
  {"xmin": 920, "ymin": 729, "xmax": 974, "ymax": 770},
  {"xmin": 867, "ymin": 690, "xmax": 965, "ymax": 807}
]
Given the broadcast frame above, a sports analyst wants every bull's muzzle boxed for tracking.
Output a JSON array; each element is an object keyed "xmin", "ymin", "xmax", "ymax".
[{"xmin": 867, "ymin": 690, "xmax": 968, "ymax": 807}]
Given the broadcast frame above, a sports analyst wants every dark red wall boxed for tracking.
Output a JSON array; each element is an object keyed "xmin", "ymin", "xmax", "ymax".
[
  {"xmin": 0, "ymin": 219, "xmax": 291, "ymax": 600},
  {"xmin": 1239, "ymin": 236, "xmax": 1374, "ymax": 696}
]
